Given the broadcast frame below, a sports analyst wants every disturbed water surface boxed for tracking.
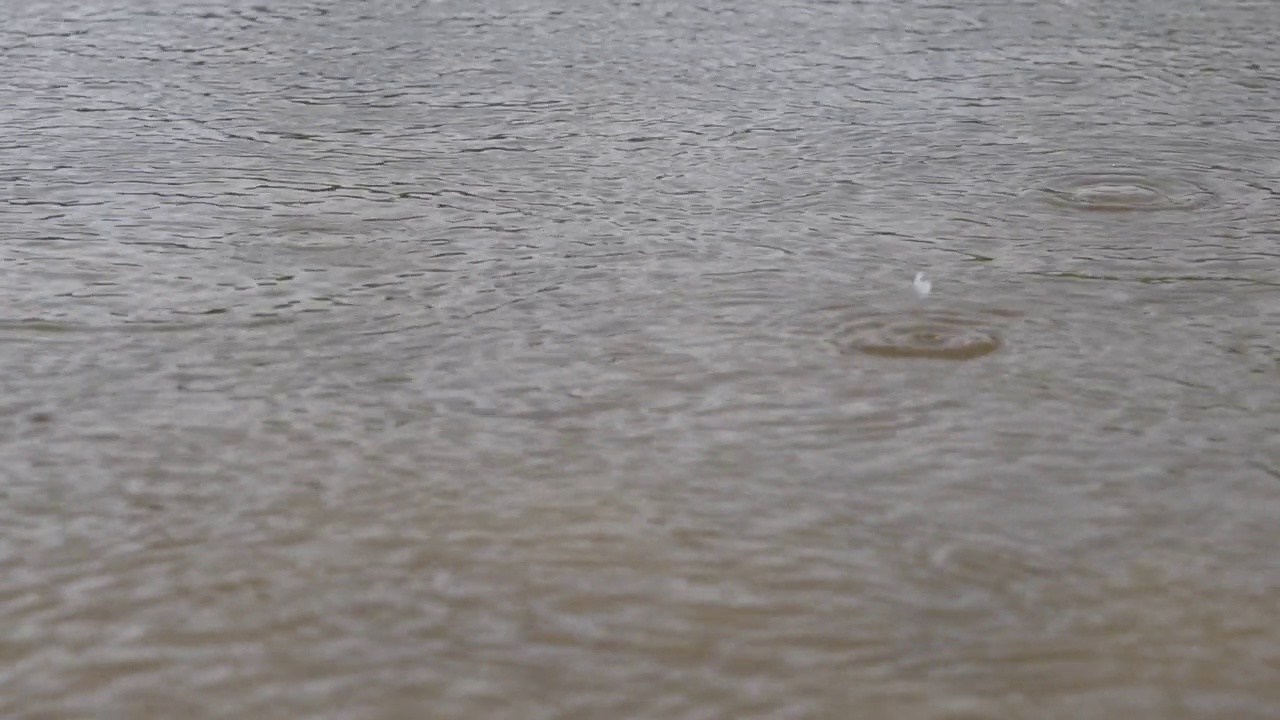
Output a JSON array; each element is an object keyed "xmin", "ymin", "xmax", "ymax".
[{"xmin": 3, "ymin": 0, "xmax": 1280, "ymax": 717}]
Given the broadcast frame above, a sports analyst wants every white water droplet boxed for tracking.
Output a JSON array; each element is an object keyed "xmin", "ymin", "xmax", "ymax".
[{"xmin": 913, "ymin": 272, "xmax": 932, "ymax": 297}]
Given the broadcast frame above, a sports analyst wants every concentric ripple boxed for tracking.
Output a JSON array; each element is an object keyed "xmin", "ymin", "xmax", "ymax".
[
  {"xmin": 1029, "ymin": 171, "xmax": 1218, "ymax": 212},
  {"xmin": 802, "ymin": 305, "xmax": 1008, "ymax": 361}
]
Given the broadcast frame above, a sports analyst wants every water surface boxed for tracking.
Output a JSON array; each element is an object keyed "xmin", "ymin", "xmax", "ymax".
[{"xmin": 2, "ymin": 0, "xmax": 1279, "ymax": 718}]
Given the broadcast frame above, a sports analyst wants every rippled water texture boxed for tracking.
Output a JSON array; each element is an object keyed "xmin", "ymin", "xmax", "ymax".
[
  {"xmin": 3, "ymin": 0, "xmax": 1280, "ymax": 718},
  {"xmin": 1030, "ymin": 171, "xmax": 1220, "ymax": 212},
  {"xmin": 801, "ymin": 304, "xmax": 1009, "ymax": 360}
]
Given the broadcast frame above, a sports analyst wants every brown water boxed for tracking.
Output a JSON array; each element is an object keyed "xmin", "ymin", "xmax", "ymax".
[{"xmin": 2, "ymin": 0, "xmax": 1279, "ymax": 718}]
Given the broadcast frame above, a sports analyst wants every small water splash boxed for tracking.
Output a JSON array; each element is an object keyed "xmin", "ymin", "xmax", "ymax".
[{"xmin": 914, "ymin": 272, "xmax": 932, "ymax": 298}]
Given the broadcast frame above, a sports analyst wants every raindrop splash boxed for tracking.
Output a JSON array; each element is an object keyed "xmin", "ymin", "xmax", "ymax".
[{"xmin": 914, "ymin": 272, "xmax": 932, "ymax": 298}]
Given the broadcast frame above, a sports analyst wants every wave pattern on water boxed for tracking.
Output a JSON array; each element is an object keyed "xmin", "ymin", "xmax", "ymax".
[{"xmin": 2, "ymin": 0, "xmax": 1280, "ymax": 718}]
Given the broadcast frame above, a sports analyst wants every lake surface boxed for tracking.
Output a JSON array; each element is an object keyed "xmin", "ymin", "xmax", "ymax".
[{"xmin": 2, "ymin": 0, "xmax": 1279, "ymax": 717}]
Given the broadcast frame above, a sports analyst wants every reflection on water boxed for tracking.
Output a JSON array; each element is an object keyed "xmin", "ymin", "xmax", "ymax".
[{"xmin": 2, "ymin": 0, "xmax": 1279, "ymax": 718}]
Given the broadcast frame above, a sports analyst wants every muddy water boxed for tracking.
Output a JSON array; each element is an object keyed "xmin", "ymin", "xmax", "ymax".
[{"xmin": 2, "ymin": 0, "xmax": 1279, "ymax": 718}]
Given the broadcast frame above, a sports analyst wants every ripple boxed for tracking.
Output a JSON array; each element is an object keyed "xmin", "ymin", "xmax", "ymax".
[
  {"xmin": 800, "ymin": 305, "xmax": 1008, "ymax": 361},
  {"xmin": 1027, "ymin": 171, "xmax": 1218, "ymax": 212}
]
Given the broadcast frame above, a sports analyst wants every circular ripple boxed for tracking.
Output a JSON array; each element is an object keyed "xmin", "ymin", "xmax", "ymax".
[
  {"xmin": 804, "ymin": 306, "xmax": 1007, "ymax": 361},
  {"xmin": 1030, "ymin": 172, "xmax": 1218, "ymax": 212}
]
